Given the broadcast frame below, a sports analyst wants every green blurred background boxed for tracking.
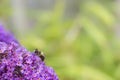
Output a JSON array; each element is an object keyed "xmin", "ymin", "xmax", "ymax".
[{"xmin": 1, "ymin": 0, "xmax": 120, "ymax": 80}]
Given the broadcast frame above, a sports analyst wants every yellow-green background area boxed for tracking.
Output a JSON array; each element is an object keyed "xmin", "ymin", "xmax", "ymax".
[{"xmin": 1, "ymin": 0, "xmax": 120, "ymax": 80}]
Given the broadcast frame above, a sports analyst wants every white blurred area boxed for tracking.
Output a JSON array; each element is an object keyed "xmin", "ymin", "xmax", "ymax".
[{"xmin": 12, "ymin": 0, "xmax": 28, "ymax": 35}]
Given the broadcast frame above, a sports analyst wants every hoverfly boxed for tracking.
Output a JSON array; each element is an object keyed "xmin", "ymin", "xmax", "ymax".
[
  {"xmin": 13, "ymin": 66, "xmax": 22, "ymax": 77},
  {"xmin": 34, "ymin": 49, "xmax": 45, "ymax": 61},
  {"xmin": 0, "ymin": 50, "xmax": 8, "ymax": 59}
]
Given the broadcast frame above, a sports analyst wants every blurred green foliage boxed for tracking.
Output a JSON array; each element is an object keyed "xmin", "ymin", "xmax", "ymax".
[{"xmin": 1, "ymin": 0, "xmax": 120, "ymax": 80}]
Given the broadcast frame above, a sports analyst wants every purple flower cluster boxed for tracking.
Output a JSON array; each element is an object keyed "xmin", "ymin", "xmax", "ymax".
[{"xmin": 0, "ymin": 24, "xmax": 59, "ymax": 80}]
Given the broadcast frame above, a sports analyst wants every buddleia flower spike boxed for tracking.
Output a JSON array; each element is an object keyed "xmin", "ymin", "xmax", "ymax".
[{"xmin": 0, "ymin": 24, "xmax": 59, "ymax": 80}]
